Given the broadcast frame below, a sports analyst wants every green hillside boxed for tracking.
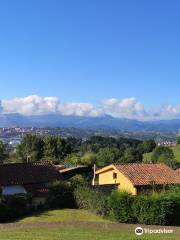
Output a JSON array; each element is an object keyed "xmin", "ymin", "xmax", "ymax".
[
  {"xmin": 0, "ymin": 209, "xmax": 179, "ymax": 240},
  {"xmin": 143, "ymin": 145, "xmax": 180, "ymax": 163}
]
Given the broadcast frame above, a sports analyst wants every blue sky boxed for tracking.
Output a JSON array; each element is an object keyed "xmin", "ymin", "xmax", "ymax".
[{"xmin": 0, "ymin": 0, "xmax": 180, "ymax": 120}]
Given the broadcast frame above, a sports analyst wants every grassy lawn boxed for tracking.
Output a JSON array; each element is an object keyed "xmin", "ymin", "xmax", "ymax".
[{"xmin": 0, "ymin": 209, "xmax": 179, "ymax": 240}]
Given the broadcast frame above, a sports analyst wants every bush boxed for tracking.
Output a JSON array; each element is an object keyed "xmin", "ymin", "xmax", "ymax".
[
  {"xmin": 74, "ymin": 186, "xmax": 109, "ymax": 216},
  {"xmin": 69, "ymin": 174, "xmax": 88, "ymax": 189},
  {"xmin": 108, "ymin": 190, "xmax": 180, "ymax": 226},
  {"xmin": 5, "ymin": 194, "xmax": 30, "ymax": 217},
  {"xmin": 46, "ymin": 181, "xmax": 75, "ymax": 209},
  {"xmin": 0, "ymin": 200, "xmax": 11, "ymax": 222},
  {"xmin": 109, "ymin": 191, "xmax": 135, "ymax": 223},
  {"xmin": 0, "ymin": 194, "xmax": 31, "ymax": 223}
]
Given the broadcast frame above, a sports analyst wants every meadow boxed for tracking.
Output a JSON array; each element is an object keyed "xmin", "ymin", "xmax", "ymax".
[{"xmin": 0, "ymin": 209, "xmax": 179, "ymax": 240}]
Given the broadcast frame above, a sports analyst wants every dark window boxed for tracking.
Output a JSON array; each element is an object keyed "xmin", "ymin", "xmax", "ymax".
[{"xmin": 113, "ymin": 172, "xmax": 117, "ymax": 179}]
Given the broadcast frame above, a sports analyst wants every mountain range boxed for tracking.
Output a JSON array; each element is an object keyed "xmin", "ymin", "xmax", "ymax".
[{"xmin": 0, "ymin": 113, "xmax": 180, "ymax": 132}]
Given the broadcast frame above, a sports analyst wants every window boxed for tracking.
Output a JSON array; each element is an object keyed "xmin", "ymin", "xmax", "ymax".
[{"xmin": 113, "ymin": 172, "xmax": 117, "ymax": 179}]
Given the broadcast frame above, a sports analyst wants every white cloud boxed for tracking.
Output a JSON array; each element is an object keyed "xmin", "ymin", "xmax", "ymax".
[
  {"xmin": 2, "ymin": 95, "xmax": 60, "ymax": 116},
  {"xmin": 58, "ymin": 102, "xmax": 102, "ymax": 117},
  {"xmin": 1, "ymin": 95, "xmax": 102, "ymax": 117},
  {"xmin": 1, "ymin": 95, "xmax": 180, "ymax": 121},
  {"xmin": 102, "ymin": 97, "xmax": 148, "ymax": 120},
  {"xmin": 151, "ymin": 104, "xmax": 180, "ymax": 120}
]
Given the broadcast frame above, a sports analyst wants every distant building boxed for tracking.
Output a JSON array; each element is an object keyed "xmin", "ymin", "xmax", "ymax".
[{"xmin": 95, "ymin": 163, "xmax": 180, "ymax": 195}]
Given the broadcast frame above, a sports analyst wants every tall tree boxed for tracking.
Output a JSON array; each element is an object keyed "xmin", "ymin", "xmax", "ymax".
[
  {"xmin": 96, "ymin": 147, "xmax": 120, "ymax": 167},
  {"xmin": 16, "ymin": 135, "xmax": 44, "ymax": 162},
  {"xmin": 138, "ymin": 139, "xmax": 156, "ymax": 154},
  {"xmin": 151, "ymin": 146, "xmax": 176, "ymax": 168},
  {"xmin": 44, "ymin": 136, "xmax": 69, "ymax": 162},
  {"xmin": 0, "ymin": 141, "xmax": 7, "ymax": 163},
  {"xmin": 121, "ymin": 147, "xmax": 142, "ymax": 163}
]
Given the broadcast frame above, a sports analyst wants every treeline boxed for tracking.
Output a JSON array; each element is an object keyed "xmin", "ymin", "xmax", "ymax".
[{"xmin": 0, "ymin": 135, "xmax": 158, "ymax": 167}]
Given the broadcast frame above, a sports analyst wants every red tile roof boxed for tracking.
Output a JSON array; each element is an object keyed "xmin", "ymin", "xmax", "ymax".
[
  {"xmin": 114, "ymin": 163, "xmax": 180, "ymax": 186},
  {"xmin": 0, "ymin": 162, "xmax": 62, "ymax": 186}
]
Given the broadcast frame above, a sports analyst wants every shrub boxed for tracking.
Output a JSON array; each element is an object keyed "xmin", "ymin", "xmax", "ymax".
[
  {"xmin": 0, "ymin": 194, "xmax": 31, "ymax": 223},
  {"xmin": 109, "ymin": 191, "xmax": 135, "ymax": 223},
  {"xmin": 108, "ymin": 190, "xmax": 180, "ymax": 226},
  {"xmin": 5, "ymin": 194, "xmax": 30, "ymax": 217},
  {"xmin": 46, "ymin": 181, "xmax": 75, "ymax": 209},
  {"xmin": 69, "ymin": 174, "xmax": 88, "ymax": 189},
  {"xmin": 74, "ymin": 186, "xmax": 109, "ymax": 215},
  {"xmin": 132, "ymin": 194, "xmax": 168, "ymax": 225},
  {"xmin": 0, "ymin": 200, "xmax": 11, "ymax": 222}
]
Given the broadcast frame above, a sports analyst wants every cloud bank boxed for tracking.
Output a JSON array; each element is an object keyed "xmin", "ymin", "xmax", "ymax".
[{"xmin": 1, "ymin": 95, "xmax": 180, "ymax": 121}]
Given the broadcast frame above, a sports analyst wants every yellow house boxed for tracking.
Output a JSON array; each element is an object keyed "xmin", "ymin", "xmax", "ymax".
[{"xmin": 95, "ymin": 163, "xmax": 180, "ymax": 195}]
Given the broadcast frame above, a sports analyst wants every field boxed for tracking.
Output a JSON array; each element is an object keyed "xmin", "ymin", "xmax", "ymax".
[
  {"xmin": 143, "ymin": 145, "xmax": 180, "ymax": 163},
  {"xmin": 0, "ymin": 209, "xmax": 179, "ymax": 240}
]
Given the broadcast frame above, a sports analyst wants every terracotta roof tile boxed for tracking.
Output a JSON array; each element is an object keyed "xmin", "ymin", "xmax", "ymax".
[{"xmin": 114, "ymin": 163, "xmax": 180, "ymax": 186}]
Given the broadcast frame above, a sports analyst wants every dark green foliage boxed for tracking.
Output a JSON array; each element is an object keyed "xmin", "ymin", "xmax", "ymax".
[
  {"xmin": 5, "ymin": 194, "xmax": 30, "ymax": 217},
  {"xmin": 96, "ymin": 147, "xmax": 121, "ymax": 167},
  {"xmin": 0, "ymin": 194, "xmax": 31, "ymax": 222},
  {"xmin": 74, "ymin": 186, "xmax": 109, "ymax": 216},
  {"xmin": 69, "ymin": 174, "xmax": 88, "ymax": 189},
  {"xmin": 16, "ymin": 135, "xmax": 44, "ymax": 162},
  {"xmin": 108, "ymin": 190, "xmax": 180, "ymax": 226},
  {"xmin": 138, "ymin": 139, "xmax": 156, "ymax": 154},
  {"xmin": 109, "ymin": 191, "xmax": 135, "ymax": 223},
  {"xmin": 0, "ymin": 200, "xmax": 11, "ymax": 221},
  {"xmin": 151, "ymin": 146, "xmax": 176, "ymax": 168},
  {"xmin": 43, "ymin": 136, "xmax": 70, "ymax": 163},
  {"xmin": 14, "ymin": 134, "xmax": 145, "ymax": 166},
  {"xmin": 0, "ymin": 141, "xmax": 7, "ymax": 163},
  {"xmin": 46, "ymin": 181, "xmax": 75, "ymax": 209},
  {"xmin": 177, "ymin": 136, "xmax": 180, "ymax": 144},
  {"xmin": 120, "ymin": 147, "xmax": 142, "ymax": 163}
]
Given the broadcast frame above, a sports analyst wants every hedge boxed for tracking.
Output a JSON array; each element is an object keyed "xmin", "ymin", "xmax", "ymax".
[
  {"xmin": 74, "ymin": 186, "xmax": 109, "ymax": 216},
  {"xmin": 109, "ymin": 191, "xmax": 180, "ymax": 226}
]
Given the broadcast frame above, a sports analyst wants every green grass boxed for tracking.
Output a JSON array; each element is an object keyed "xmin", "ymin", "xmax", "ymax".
[
  {"xmin": 143, "ymin": 144, "xmax": 180, "ymax": 163},
  {"xmin": 0, "ymin": 209, "xmax": 179, "ymax": 240},
  {"xmin": 19, "ymin": 209, "xmax": 110, "ymax": 223}
]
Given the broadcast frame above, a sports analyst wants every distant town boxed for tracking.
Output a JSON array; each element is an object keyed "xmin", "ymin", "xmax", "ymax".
[{"xmin": 0, "ymin": 127, "xmax": 177, "ymax": 150}]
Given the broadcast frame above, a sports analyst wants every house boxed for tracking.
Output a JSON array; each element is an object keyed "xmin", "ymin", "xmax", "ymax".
[
  {"xmin": 0, "ymin": 162, "xmax": 62, "ymax": 205},
  {"xmin": 95, "ymin": 163, "xmax": 180, "ymax": 195}
]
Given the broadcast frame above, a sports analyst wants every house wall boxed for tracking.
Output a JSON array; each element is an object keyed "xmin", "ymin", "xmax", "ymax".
[
  {"xmin": 2, "ymin": 185, "xmax": 27, "ymax": 195},
  {"xmin": 97, "ymin": 167, "xmax": 137, "ymax": 195}
]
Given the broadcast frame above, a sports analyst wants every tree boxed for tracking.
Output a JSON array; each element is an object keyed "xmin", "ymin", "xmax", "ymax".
[
  {"xmin": 81, "ymin": 152, "xmax": 97, "ymax": 166},
  {"xmin": 43, "ymin": 136, "xmax": 68, "ymax": 162},
  {"xmin": 96, "ymin": 147, "xmax": 120, "ymax": 167},
  {"xmin": 138, "ymin": 139, "xmax": 156, "ymax": 154},
  {"xmin": 64, "ymin": 153, "xmax": 82, "ymax": 166},
  {"xmin": 0, "ymin": 141, "xmax": 7, "ymax": 163},
  {"xmin": 121, "ymin": 147, "xmax": 142, "ymax": 163},
  {"xmin": 177, "ymin": 136, "xmax": 180, "ymax": 145},
  {"xmin": 151, "ymin": 146, "xmax": 176, "ymax": 168},
  {"xmin": 16, "ymin": 135, "xmax": 44, "ymax": 162},
  {"xmin": 65, "ymin": 152, "xmax": 96, "ymax": 167}
]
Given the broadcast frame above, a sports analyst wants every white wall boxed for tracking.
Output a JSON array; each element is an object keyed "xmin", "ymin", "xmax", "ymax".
[{"xmin": 2, "ymin": 185, "xmax": 27, "ymax": 195}]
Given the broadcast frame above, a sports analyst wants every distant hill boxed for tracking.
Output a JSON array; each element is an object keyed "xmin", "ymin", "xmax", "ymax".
[{"xmin": 0, "ymin": 113, "xmax": 180, "ymax": 132}]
